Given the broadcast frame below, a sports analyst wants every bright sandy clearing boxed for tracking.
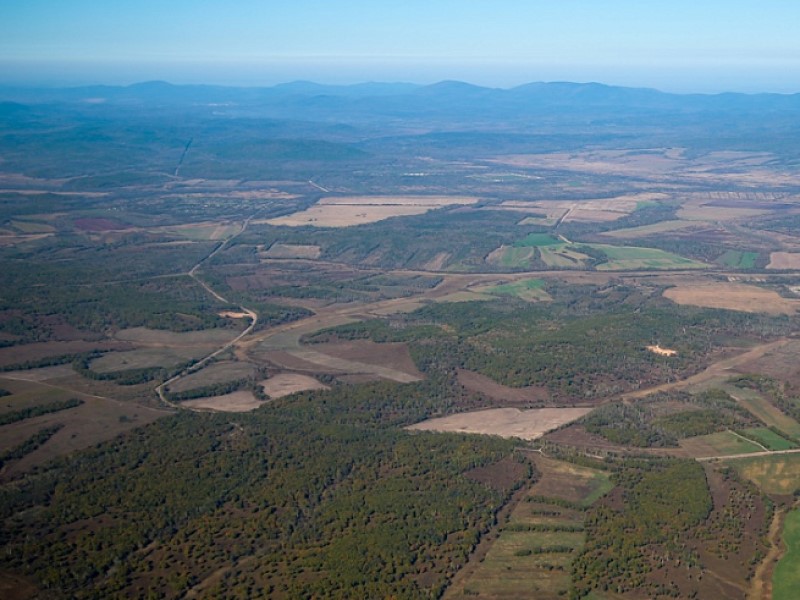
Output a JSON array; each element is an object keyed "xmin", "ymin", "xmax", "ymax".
[{"xmin": 406, "ymin": 407, "xmax": 592, "ymax": 440}]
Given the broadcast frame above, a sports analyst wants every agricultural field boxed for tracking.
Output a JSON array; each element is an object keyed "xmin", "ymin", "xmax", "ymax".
[
  {"xmin": 181, "ymin": 390, "xmax": 263, "ymax": 412},
  {"xmin": 407, "ymin": 407, "xmax": 593, "ymax": 440},
  {"xmin": 259, "ymin": 373, "xmax": 329, "ymax": 399},
  {"xmin": 730, "ymin": 454, "xmax": 800, "ymax": 495},
  {"xmin": 470, "ymin": 278, "xmax": 551, "ymax": 302},
  {"xmin": 768, "ymin": 252, "xmax": 800, "ymax": 270},
  {"xmin": 717, "ymin": 249, "xmax": 759, "ymax": 269},
  {"xmin": 773, "ymin": 508, "xmax": 800, "ymax": 600},
  {"xmin": 593, "ymin": 244, "xmax": 708, "ymax": 270},
  {"xmin": 738, "ymin": 427, "xmax": 797, "ymax": 450},
  {"xmin": 446, "ymin": 455, "xmax": 610, "ymax": 600},
  {"xmin": 679, "ymin": 430, "xmax": 764, "ymax": 457},
  {"xmin": 663, "ymin": 282, "xmax": 800, "ymax": 314},
  {"xmin": 265, "ymin": 195, "xmax": 479, "ymax": 227}
]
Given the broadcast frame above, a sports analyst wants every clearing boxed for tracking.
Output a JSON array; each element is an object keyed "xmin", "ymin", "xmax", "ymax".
[
  {"xmin": 259, "ymin": 374, "xmax": 329, "ymax": 399},
  {"xmin": 406, "ymin": 407, "xmax": 592, "ymax": 440},
  {"xmin": 768, "ymin": 252, "xmax": 800, "ymax": 270},
  {"xmin": 265, "ymin": 196, "xmax": 478, "ymax": 227},
  {"xmin": 663, "ymin": 283, "xmax": 798, "ymax": 315},
  {"xmin": 262, "ymin": 243, "xmax": 322, "ymax": 259},
  {"xmin": 730, "ymin": 454, "xmax": 800, "ymax": 495},
  {"xmin": 181, "ymin": 391, "xmax": 263, "ymax": 413}
]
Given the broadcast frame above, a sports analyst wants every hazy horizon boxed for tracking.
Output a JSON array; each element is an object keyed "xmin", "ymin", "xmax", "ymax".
[{"xmin": 3, "ymin": 1, "xmax": 800, "ymax": 94}]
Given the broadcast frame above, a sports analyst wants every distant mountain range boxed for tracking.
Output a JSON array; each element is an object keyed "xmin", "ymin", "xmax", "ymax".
[{"xmin": 2, "ymin": 80, "xmax": 799, "ymax": 112}]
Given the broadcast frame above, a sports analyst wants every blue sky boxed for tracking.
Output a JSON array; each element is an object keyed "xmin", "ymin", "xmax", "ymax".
[{"xmin": 1, "ymin": 0, "xmax": 798, "ymax": 92}]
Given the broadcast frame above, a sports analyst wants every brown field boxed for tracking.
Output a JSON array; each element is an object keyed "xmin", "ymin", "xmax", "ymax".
[
  {"xmin": 601, "ymin": 219, "xmax": 702, "ymax": 238},
  {"xmin": 663, "ymin": 283, "xmax": 798, "ymax": 314},
  {"xmin": 768, "ymin": 252, "xmax": 800, "ymax": 270},
  {"xmin": 406, "ymin": 407, "xmax": 592, "ymax": 440},
  {"xmin": 113, "ymin": 327, "xmax": 238, "ymax": 346},
  {"xmin": 0, "ymin": 365, "xmax": 77, "ymax": 383},
  {"xmin": 89, "ymin": 347, "xmax": 210, "ymax": 373},
  {"xmin": 0, "ymin": 340, "xmax": 131, "ymax": 368},
  {"xmin": 167, "ymin": 361, "xmax": 256, "ymax": 393},
  {"xmin": 259, "ymin": 374, "xmax": 329, "ymax": 399},
  {"xmin": 181, "ymin": 391, "xmax": 264, "ymax": 413},
  {"xmin": 495, "ymin": 193, "xmax": 665, "ymax": 224},
  {"xmin": 265, "ymin": 195, "xmax": 478, "ymax": 227},
  {"xmin": 262, "ymin": 243, "xmax": 321, "ymax": 259},
  {"xmin": 312, "ymin": 340, "xmax": 423, "ymax": 378},
  {"xmin": 457, "ymin": 369, "xmax": 550, "ymax": 405}
]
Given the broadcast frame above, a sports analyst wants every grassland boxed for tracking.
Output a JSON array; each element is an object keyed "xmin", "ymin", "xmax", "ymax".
[
  {"xmin": 593, "ymin": 244, "xmax": 707, "ymax": 270},
  {"xmin": 717, "ymin": 249, "xmax": 759, "ymax": 269},
  {"xmin": 679, "ymin": 430, "xmax": 763, "ymax": 457},
  {"xmin": 731, "ymin": 454, "xmax": 800, "ymax": 495},
  {"xmin": 739, "ymin": 428, "xmax": 797, "ymax": 450},
  {"xmin": 725, "ymin": 385, "xmax": 800, "ymax": 440},
  {"xmin": 471, "ymin": 278, "xmax": 551, "ymax": 302},
  {"xmin": 773, "ymin": 508, "xmax": 800, "ymax": 600}
]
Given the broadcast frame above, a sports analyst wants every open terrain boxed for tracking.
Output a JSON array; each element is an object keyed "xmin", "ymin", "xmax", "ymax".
[{"xmin": 2, "ymin": 80, "xmax": 800, "ymax": 599}]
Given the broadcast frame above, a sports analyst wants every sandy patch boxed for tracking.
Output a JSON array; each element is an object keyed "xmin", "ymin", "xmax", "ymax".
[
  {"xmin": 218, "ymin": 311, "xmax": 250, "ymax": 319},
  {"xmin": 406, "ymin": 407, "xmax": 592, "ymax": 440},
  {"xmin": 768, "ymin": 252, "xmax": 800, "ymax": 270},
  {"xmin": 663, "ymin": 283, "xmax": 798, "ymax": 315},
  {"xmin": 181, "ymin": 391, "xmax": 263, "ymax": 412},
  {"xmin": 647, "ymin": 345, "xmax": 678, "ymax": 356},
  {"xmin": 259, "ymin": 374, "xmax": 329, "ymax": 399}
]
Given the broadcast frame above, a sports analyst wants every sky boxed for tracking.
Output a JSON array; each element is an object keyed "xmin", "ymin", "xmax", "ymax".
[{"xmin": 1, "ymin": 0, "xmax": 799, "ymax": 92}]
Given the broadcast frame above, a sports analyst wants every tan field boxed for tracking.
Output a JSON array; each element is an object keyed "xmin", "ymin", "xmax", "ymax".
[
  {"xmin": 663, "ymin": 283, "xmax": 798, "ymax": 314},
  {"xmin": 602, "ymin": 220, "xmax": 702, "ymax": 238},
  {"xmin": 259, "ymin": 374, "xmax": 329, "ymax": 398},
  {"xmin": 406, "ymin": 407, "xmax": 592, "ymax": 440},
  {"xmin": 262, "ymin": 243, "xmax": 321, "ymax": 259},
  {"xmin": 181, "ymin": 391, "xmax": 264, "ymax": 412},
  {"xmin": 495, "ymin": 193, "xmax": 665, "ymax": 224},
  {"xmin": 767, "ymin": 252, "xmax": 800, "ymax": 269},
  {"xmin": 265, "ymin": 195, "xmax": 479, "ymax": 227}
]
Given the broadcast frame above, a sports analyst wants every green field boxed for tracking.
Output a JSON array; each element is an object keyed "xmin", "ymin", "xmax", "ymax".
[
  {"xmin": 739, "ymin": 427, "xmax": 797, "ymax": 450},
  {"xmin": 717, "ymin": 249, "xmax": 759, "ymax": 269},
  {"xmin": 513, "ymin": 233, "xmax": 561, "ymax": 247},
  {"xmin": 594, "ymin": 244, "xmax": 708, "ymax": 270},
  {"xmin": 774, "ymin": 508, "xmax": 800, "ymax": 600},
  {"xmin": 473, "ymin": 278, "xmax": 551, "ymax": 302},
  {"xmin": 682, "ymin": 430, "xmax": 763, "ymax": 456},
  {"xmin": 731, "ymin": 454, "xmax": 800, "ymax": 495},
  {"xmin": 725, "ymin": 385, "xmax": 800, "ymax": 440}
]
